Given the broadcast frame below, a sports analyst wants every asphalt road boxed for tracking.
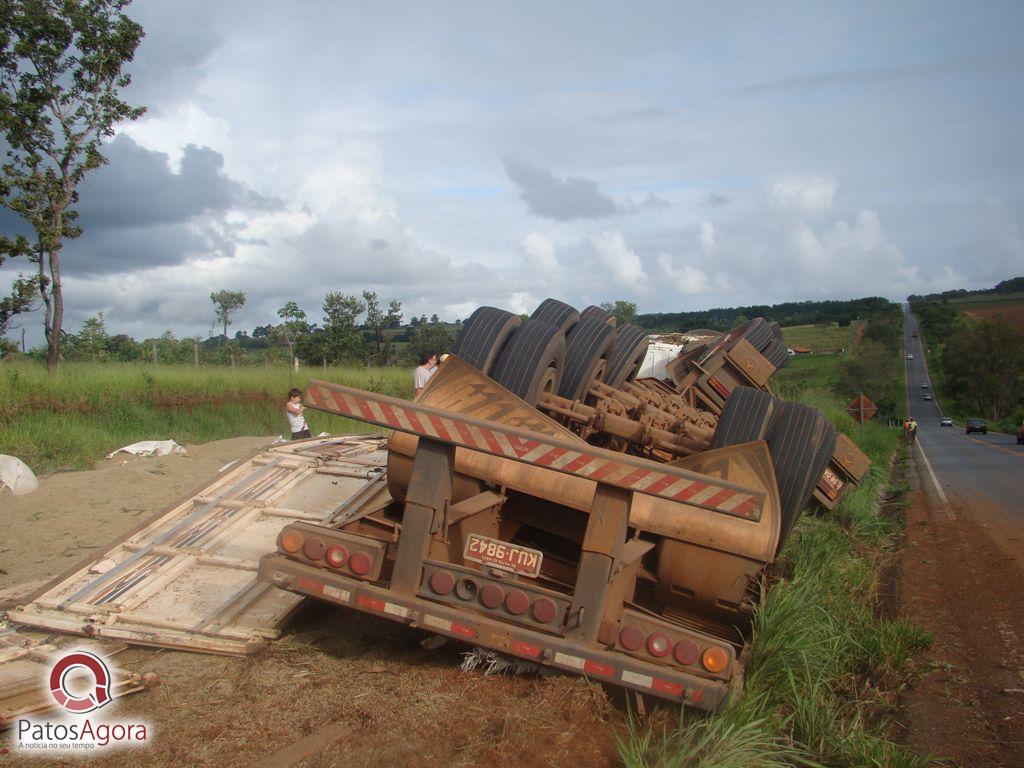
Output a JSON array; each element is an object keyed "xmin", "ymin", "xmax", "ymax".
[{"xmin": 903, "ymin": 312, "xmax": 1023, "ymax": 522}]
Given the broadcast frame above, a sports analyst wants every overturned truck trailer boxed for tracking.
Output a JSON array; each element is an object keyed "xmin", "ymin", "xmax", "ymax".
[{"xmin": 260, "ymin": 299, "xmax": 862, "ymax": 711}]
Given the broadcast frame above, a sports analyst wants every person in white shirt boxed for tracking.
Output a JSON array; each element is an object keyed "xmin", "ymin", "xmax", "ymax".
[
  {"xmin": 413, "ymin": 352, "xmax": 438, "ymax": 399},
  {"xmin": 285, "ymin": 387, "xmax": 311, "ymax": 439}
]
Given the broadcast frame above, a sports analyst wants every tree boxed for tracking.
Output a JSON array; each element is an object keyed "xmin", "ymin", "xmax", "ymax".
[
  {"xmin": 600, "ymin": 300, "xmax": 638, "ymax": 327},
  {"xmin": 322, "ymin": 291, "xmax": 364, "ymax": 364},
  {"xmin": 942, "ymin": 320, "xmax": 1024, "ymax": 420},
  {"xmin": 408, "ymin": 321, "xmax": 454, "ymax": 366},
  {"xmin": 362, "ymin": 290, "xmax": 402, "ymax": 365},
  {"xmin": 70, "ymin": 312, "xmax": 108, "ymax": 360},
  {"xmin": 210, "ymin": 290, "xmax": 246, "ymax": 340},
  {"xmin": 274, "ymin": 300, "xmax": 308, "ymax": 368},
  {"xmin": 0, "ymin": 274, "xmax": 38, "ymax": 348},
  {"xmin": 0, "ymin": 0, "xmax": 145, "ymax": 369},
  {"xmin": 836, "ymin": 338, "xmax": 900, "ymax": 418}
]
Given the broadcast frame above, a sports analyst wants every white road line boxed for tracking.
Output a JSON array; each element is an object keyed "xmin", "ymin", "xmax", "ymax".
[{"xmin": 915, "ymin": 441, "xmax": 953, "ymax": 519}]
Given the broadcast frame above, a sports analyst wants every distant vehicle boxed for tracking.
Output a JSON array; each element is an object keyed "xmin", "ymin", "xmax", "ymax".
[
  {"xmin": 1017, "ymin": 421, "xmax": 1024, "ymax": 445},
  {"xmin": 912, "ymin": 330, "xmax": 918, "ymax": 337},
  {"xmin": 906, "ymin": 354, "xmax": 914, "ymax": 360},
  {"xmin": 921, "ymin": 382, "xmax": 929, "ymax": 388},
  {"xmin": 941, "ymin": 417, "xmax": 953, "ymax": 427},
  {"xmin": 923, "ymin": 394, "xmax": 932, "ymax": 401},
  {"xmin": 965, "ymin": 418, "xmax": 987, "ymax": 435}
]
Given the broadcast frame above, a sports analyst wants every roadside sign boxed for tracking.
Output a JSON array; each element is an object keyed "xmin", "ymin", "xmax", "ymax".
[{"xmin": 846, "ymin": 395, "xmax": 877, "ymax": 424}]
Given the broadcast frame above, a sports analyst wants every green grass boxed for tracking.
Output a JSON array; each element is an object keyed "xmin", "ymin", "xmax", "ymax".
[
  {"xmin": 620, "ymin": 350, "xmax": 929, "ymax": 767},
  {"xmin": 1, "ymin": 360, "xmax": 411, "ymax": 473},
  {"xmin": 771, "ymin": 354, "xmax": 842, "ymax": 398},
  {"xmin": 781, "ymin": 322, "xmax": 858, "ymax": 352}
]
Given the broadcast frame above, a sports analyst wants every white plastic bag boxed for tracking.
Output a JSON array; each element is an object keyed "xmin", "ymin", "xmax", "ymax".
[
  {"xmin": 0, "ymin": 454, "xmax": 39, "ymax": 496},
  {"xmin": 105, "ymin": 440, "xmax": 187, "ymax": 459}
]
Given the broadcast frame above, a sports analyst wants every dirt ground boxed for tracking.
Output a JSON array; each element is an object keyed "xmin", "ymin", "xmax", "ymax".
[
  {"xmin": 0, "ymin": 437, "xmax": 636, "ymax": 767},
  {"xmin": 894, "ymin": 464, "xmax": 1024, "ymax": 767}
]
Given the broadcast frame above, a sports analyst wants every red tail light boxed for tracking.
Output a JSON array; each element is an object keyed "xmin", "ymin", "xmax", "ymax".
[
  {"xmin": 302, "ymin": 538, "xmax": 326, "ymax": 561},
  {"xmin": 325, "ymin": 545, "xmax": 348, "ymax": 568},
  {"xmin": 479, "ymin": 584, "xmax": 504, "ymax": 609},
  {"xmin": 647, "ymin": 633, "xmax": 671, "ymax": 658},
  {"xmin": 619, "ymin": 625, "xmax": 645, "ymax": 651},
  {"xmin": 349, "ymin": 552, "xmax": 372, "ymax": 576}
]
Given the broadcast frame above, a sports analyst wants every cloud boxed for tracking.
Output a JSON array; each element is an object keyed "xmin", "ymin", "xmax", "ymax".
[
  {"xmin": 698, "ymin": 222, "xmax": 716, "ymax": 252},
  {"xmin": 78, "ymin": 135, "xmax": 279, "ymax": 230},
  {"xmin": 520, "ymin": 231, "xmax": 560, "ymax": 274},
  {"xmin": 701, "ymin": 193, "xmax": 730, "ymax": 208},
  {"xmin": 589, "ymin": 230, "xmax": 648, "ymax": 288},
  {"xmin": 503, "ymin": 158, "xmax": 618, "ymax": 221},
  {"xmin": 768, "ymin": 175, "xmax": 838, "ymax": 216},
  {"xmin": 657, "ymin": 254, "xmax": 711, "ymax": 295}
]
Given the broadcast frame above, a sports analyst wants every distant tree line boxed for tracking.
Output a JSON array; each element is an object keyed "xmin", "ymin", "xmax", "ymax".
[
  {"xmin": 908, "ymin": 275, "xmax": 1024, "ymax": 305},
  {"xmin": 637, "ymin": 297, "xmax": 893, "ymax": 333},
  {"xmin": 13, "ymin": 288, "xmax": 461, "ymax": 368}
]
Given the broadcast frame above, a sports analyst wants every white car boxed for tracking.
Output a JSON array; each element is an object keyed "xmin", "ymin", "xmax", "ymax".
[
  {"xmin": 940, "ymin": 417, "xmax": 953, "ymax": 427},
  {"xmin": 906, "ymin": 354, "xmax": 914, "ymax": 360}
]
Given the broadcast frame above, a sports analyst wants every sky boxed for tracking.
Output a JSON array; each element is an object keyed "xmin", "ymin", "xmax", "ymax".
[{"xmin": 2, "ymin": 0, "xmax": 1023, "ymax": 345}]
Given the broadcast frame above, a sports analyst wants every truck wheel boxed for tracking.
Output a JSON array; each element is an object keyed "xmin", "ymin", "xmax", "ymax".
[
  {"xmin": 740, "ymin": 318, "xmax": 772, "ymax": 352},
  {"xmin": 769, "ymin": 321, "xmax": 783, "ymax": 341},
  {"xmin": 531, "ymin": 298, "xmax": 580, "ymax": 336},
  {"xmin": 766, "ymin": 402, "xmax": 836, "ymax": 554},
  {"xmin": 558, "ymin": 318, "xmax": 618, "ymax": 401},
  {"xmin": 492, "ymin": 320, "xmax": 566, "ymax": 405},
  {"xmin": 711, "ymin": 387, "xmax": 777, "ymax": 448},
  {"xmin": 605, "ymin": 324, "xmax": 650, "ymax": 388},
  {"xmin": 451, "ymin": 307, "xmax": 521, "ymax": 375},
  {"xmin": 579, "ymin": 305, "xmax": 616, "ymax": 326},
  {"xmin": 762, "ymin": 339, "xmax": 791, "ymax": 370}
]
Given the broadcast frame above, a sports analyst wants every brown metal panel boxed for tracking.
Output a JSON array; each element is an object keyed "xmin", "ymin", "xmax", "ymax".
[
  {"xmin": 390, "ymin": 439, "xmax": 455, "ymax": 595},
  {"xmin": 724, "ymin": 337, "xmax": 775, "ymax": 388},
  {"xmin": 567, "ymin": 484, "xmax": 631, "ymax": 642}
]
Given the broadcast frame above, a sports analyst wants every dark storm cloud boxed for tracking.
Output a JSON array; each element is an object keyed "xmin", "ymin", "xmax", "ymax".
[
  {"xmin": 503, "ymin": 157, "xmax": 618, "ymax": 221},
  {"xmin": 77, "ymin": 135, "xmax": 279, "ymax": 229}
]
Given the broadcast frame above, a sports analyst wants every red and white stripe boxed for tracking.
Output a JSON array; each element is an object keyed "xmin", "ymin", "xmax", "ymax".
[{"xmin": 306, "ymin": 382, "xmax": 762, "ymax": 520}]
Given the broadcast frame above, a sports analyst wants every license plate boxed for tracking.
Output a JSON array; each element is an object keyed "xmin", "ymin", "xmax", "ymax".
[
  {"xmin": 463, "ymin": 534, "xmax": 543, "ymax": 578},
  {"xmin": 818, "ymin": 467, "xmax": 844, "ymax": 499}
]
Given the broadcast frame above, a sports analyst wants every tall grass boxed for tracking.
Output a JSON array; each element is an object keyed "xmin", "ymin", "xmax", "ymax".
[
  {"xmin": 0, "ymin": 360, "xmax": 410, "ymax": 472},
  {"xmin": 620, "ymin": 368, "xmax": 930, "ymax": 766}
]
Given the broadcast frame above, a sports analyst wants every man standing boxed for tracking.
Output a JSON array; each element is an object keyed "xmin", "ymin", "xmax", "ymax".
[{"xmin": 413, "ymin": 351, "xmax": 438, "ymax": 399}]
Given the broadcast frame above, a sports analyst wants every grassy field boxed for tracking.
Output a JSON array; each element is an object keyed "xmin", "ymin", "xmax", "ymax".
[
  {"xmin": 946, "ymin": 290, "xmax": 1024, "ymax": 310},
  {"xmin": 1, "ymin": 361, "xmax": 411, "ymax": 474},
  {"xmin": 780, "ymin": 322, "xmax": 858, "ymax": 352}
]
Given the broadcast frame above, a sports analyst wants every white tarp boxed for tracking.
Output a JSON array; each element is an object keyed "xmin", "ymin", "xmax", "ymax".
[
  {"xmin": 637, "ymin": 342, "xmax": 684, "ymax": 380},
  {"xmin": 0, "ymin": 454, "xmax": 39, "ymax": 496},
  {"xmin": 105, "ymin": 440, "xmax": 187, "ymax": 459}
]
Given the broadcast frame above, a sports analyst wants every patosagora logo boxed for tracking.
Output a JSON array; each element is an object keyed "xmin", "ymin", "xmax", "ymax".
[
  {"xmin": 15, "ymin": 650, "xmax": 150, "ymax": 754},
  {"xmin": 49, "ymin": 651, "xmax": 112, "ymax": 714}
]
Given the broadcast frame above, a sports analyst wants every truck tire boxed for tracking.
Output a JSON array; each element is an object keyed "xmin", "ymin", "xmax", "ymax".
[
  {"xmin": 580, "ymin": 305, "xmax": 616, "ymax": 326},
  {"xmin": 492, "ymin": 320, "xmax": 566, "ymax": 406},
  {"xmin": 451, "ymin": 307, "xmax": 521, "ymax": 375},
  {"xmin": 711, "ymin": 387, "xmax": 777, "ymax": 448},
  {"xmin": 766, "ymin": 401, "xmax": 836, "ymax": 554},
  {"xmin": 762, "ymin": 339, "xmax": 791, "ymax": 370},
  {"xmin": 531, "ymin": 298, "xmax": 580, "ymax": 336},
  {"xmin": 769, "ymin": 321, "xmax": 782, "ymax": 341},
  {"xmin": 740, "ymin": 318, "xmax": 772, "ymax": 352},
  {"xmin": 559, "ymin": 318, "xmax": 618, "ymax": 401},
  {"xmin": 605, "ymin": 324, "xmax": 650, "ymax": 388}
]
